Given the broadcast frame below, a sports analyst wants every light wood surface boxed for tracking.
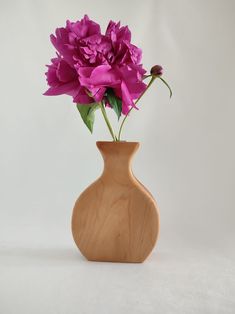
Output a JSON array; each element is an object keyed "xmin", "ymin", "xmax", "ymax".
[{"xmin": 72, "ymin": 141, "xmax": 159, "ymax": 263}]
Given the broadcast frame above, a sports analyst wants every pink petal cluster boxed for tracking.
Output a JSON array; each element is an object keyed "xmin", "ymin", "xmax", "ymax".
[{"xmin": 44, "ymin": 15, "xmax": 147, "ymax": 114}]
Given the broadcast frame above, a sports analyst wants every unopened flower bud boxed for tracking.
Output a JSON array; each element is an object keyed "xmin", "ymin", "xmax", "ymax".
[{"xmin": 150, "ymin": 65, "xmax": 163, "ymax": 77}]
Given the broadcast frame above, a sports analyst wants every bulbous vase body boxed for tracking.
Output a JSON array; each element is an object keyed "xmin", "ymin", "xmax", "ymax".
[{"xmin": 72, "ymin": 141, "xmax": 159, "ymax": 263}]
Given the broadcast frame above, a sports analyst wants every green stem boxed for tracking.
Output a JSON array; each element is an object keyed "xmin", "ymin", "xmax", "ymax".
[
  {"xmin": 117, "ymin": 76, "xmax": 156, "ymax": 141},
  {"xmin": 143, "ymin": 74, "xmax": 152, "ymax": 80},
  {"xmin": 99, "ymin": 102, "xmax": 117, "ymax": 141},
  {"xmin": 158, "ymin": 76, "xmax": 173, "ymax": 98}
]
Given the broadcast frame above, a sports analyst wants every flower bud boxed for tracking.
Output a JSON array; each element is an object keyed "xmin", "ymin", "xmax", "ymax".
[{"xmin": 150, "ymin": 65, "xmax": 163, "ymax": 77}]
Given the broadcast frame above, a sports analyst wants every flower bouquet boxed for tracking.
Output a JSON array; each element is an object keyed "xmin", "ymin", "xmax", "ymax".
[{"xmin": 44, "ymin": 14, "xmax": 171, "ymax": 140}]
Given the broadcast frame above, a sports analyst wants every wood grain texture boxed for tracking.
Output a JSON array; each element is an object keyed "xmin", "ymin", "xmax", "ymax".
[{"xmin": 72, "ymin": 141, "xmax": 159, "ymax": 263}]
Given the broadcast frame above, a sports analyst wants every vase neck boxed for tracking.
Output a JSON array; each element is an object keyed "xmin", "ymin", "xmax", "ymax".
[{"xmin": 96, "ymin": 141, "xmax": 139, "ymax": 181}]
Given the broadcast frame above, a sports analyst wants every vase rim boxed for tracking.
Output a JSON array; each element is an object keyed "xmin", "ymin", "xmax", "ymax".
[
  {"xmin": 96, "ymin": 141, "xmax": 140, "ymax": 155},
  {"xmin": 96, "ymin": 141, "xmax": 139, "ymax": 144}
]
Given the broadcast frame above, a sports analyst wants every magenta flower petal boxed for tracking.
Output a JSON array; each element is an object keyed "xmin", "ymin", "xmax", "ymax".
[
  {"xmin": 90, "ymin": 87, "xmax": 106, "ymax": 102},
  {"xmin": 77, "ymin": 66, "xmax": 94, "ymax": 78},
  {"xmin": 118, "ymin": 65, "xmax": 147, "ymax": 99},
  {"xmin": 119, "ymin": 81, "xmax": 137, "ymax": 114},
  {"xmin": 56, "ymin": 59, "xmax": 77, "ymax": 82},
  {"xmin": 78, "ymin": 65, "xmax": 121, "ymax": 87},
  {"xmin": 50, "ymin": 29, "xmax": 74, "ymax": 67},
  {"xmin": 105, "ymin": 21, "xmax": 131, "ymax": 42},
  {"xmin": 73, "ymin": 86, "xmax": 94, "ymax": 104},
  {"xmin": 44, "ymin": 81, "xmax": 80, "ymax": 96},
  {"xmin": 66, "ymin": 15, "xmax": 101, "ymax": 39}
]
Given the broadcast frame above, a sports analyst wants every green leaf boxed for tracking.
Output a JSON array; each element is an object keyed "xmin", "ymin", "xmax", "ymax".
[
  {"xmin": 106, "ymin": 89, "xmax": 122, "ymax": 120},
  {"xmin": 76, "ymin": 103, "xmax": 99, "ymax": 133}
]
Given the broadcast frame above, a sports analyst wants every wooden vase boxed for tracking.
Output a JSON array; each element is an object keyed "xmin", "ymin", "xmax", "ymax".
[{"xmin": 72, "ymin": 141, "xmax": 159, "ymax": 263}]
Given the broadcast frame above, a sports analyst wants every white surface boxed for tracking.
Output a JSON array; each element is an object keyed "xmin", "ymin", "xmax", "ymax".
[
  {"xmin": 1, "ymin": 243, "xmax": 234, "ymax": 314},
  {"xmin": 0, "ymin": 0, "xmax": 235, "ymax": 313}
]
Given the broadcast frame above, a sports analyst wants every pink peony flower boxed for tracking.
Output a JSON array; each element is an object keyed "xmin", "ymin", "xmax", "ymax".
[{"xmin": 44, "ymin": 15, "xmax": 147, "ymax": 114}]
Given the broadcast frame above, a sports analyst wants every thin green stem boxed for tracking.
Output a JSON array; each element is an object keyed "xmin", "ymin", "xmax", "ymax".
[
  {"xmin": 143, "ymin": 74, "xmax": 152, "ymax": 80},
  {"xmin": 99, "ymin": 101, "xmax": 117, "ymax": 141},
  {"xmin": 117, "ymin": 76, "xmax": 156, "ymax": 141},
  {"xmin": 158, "ymin": 76, "xmax": 173, "ymax": 98}
]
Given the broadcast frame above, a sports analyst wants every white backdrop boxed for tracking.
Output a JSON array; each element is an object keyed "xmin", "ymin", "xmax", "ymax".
[{"xmin": 0, "ymin": 0, "xmax": 234, "ymax": 313}]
